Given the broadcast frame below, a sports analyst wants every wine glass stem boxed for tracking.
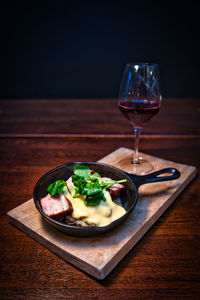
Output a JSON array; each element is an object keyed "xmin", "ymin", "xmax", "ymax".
[{"xmin": 133, "ymin": 127, "xmax": 141, "ymax": 164}]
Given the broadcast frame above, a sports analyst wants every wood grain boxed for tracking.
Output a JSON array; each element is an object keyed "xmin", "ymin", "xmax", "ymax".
[
  {"xmin": 7, "ymin": 147, "xmax": 196, "ymax": 279},
  {"xmin": 0, "ymin": 98, "xmax": 200, "ymax": 135}
]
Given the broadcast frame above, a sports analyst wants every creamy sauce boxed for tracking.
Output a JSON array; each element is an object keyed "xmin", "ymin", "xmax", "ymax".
[{"xmin": 63, "ymin": 177, "xmax": 126, "ymax": 227}]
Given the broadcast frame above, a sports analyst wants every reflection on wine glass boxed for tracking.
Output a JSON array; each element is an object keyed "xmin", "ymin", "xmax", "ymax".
[{"xmin": 118, "ymin": 63, "xmax": 162, "ymax": 174}]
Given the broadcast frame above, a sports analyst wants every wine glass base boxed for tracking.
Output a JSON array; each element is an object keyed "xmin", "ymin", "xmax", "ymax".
[{"xmin": 127, "ymin": 158, "xmax": 153, "ymax": 175}]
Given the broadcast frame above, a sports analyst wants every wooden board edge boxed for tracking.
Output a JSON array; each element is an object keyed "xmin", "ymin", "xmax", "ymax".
[
  {"xmin": 7, "ymin": 213, "xmax": 103, "ymax": 280},
  {"xmin": 97, "ymin": 147, "xmax": 126, "ymax": 162},
  {"xmin": 6, "ymin": 199, "xmax": 33, "ymax": 217},
  {"xmin": 99, "ymin": 164, "xmax": 197, "ymax": 279}
]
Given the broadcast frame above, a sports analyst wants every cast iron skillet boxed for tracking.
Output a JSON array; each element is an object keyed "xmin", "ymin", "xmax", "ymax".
[{"xmin": 33, "ymin": 162, "xmax": 180, "ymax": 237}]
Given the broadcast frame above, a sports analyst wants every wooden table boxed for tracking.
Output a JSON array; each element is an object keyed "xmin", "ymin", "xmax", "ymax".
[{"xmin": 0, "ymin": 99, "xmax": 199, "ymax": 299}]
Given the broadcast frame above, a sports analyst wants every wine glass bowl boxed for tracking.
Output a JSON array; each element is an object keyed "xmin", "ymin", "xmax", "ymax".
[{"xmin": 118, "ymin": 63, "xmax": 162, "ymax": 174}]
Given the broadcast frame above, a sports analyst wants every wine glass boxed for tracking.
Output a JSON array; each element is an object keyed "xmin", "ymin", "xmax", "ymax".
[{"xmin": 118, "ymin": 63, "xmax": 162, "ymax": 174}]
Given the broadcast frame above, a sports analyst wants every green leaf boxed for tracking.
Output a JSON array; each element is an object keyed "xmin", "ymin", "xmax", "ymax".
[
  {"xmin": 99, "ymin": 178, "xmax": 127, "ymax": 190},
  {"xmin": 74, "ymin": 165, "xmax": 91, "ymax": 178},
  {"xmin": 84, "ymin": 198, "xmax": 101, "ymax": 206},
  {"xmin": 71, "ymin": 166, "xmax": 126, "ymax": 206},
  {"xmin": 83, "ymin": 180, "xmax": 101, "ymax": 195},
  {"xmin": 47, "ymin": 180, "xmax": 67, "ymax": 196},
  {"xmin": 90, "ymin": 172, "xmax": 100, "ymax": 180},
  {"xmin": 72, "ymin": 174, "xmax": 85, "ymax": 196}
]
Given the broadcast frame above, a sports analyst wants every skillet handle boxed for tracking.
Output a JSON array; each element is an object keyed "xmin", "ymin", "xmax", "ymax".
[{"xmin": 127, "ymin": 168, "xmax": 181, "ymax": 188}]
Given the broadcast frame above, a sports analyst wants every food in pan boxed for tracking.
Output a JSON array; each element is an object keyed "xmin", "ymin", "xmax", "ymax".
[{"xmin": 40, "ymin": 165, "xmax": 127, "ymax": 227}]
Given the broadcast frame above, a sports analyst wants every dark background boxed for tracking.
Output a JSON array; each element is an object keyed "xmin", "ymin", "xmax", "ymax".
[{"xmin": 1, "ymin": 0, "xmax": 200, "ymax": 99}]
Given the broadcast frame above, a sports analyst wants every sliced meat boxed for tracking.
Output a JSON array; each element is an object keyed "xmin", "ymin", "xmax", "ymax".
[
  {"xmin": 40, "ymin": 193, "xmax": 73, "ymax": 219},
  {"xmin": 109, "ymin": 183, "xmax": 125, "ymax": 200}
]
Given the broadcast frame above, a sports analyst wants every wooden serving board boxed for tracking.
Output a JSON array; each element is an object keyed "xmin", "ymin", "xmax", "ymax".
[{"xmin": 7, "ymin": 147, "xmax": 196, "ymax": 280}]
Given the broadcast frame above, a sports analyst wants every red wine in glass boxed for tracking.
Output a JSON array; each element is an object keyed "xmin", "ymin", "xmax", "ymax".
[
  {"xmin": 118, "ymin": 99, "xmax": 160, "ymax": 128},
  {"xmin": 118, "ymin": 63, "xmax": 162, "ymax": 174}
]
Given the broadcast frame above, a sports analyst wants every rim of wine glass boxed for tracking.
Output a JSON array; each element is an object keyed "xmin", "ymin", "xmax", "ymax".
[{"xmin": 126, "ymin": 62, "xmax": 158, "ymax": 67}]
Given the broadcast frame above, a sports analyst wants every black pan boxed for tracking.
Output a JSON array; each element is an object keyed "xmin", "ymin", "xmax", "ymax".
[{"xmin": 33, "ymin": 162, "xmax": 180, "ymax": 237}]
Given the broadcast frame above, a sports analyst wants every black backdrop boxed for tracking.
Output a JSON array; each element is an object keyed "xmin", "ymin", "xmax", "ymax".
[{"xmin": 1, "ymin": 0, "xmax": 200, "ymax": 99}]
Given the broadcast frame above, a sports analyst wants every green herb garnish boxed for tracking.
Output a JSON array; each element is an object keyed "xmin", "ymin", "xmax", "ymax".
[
  {"xmin": 47, "ymin": 180, "xmax": 67, "ymax": 196},
  {"xmin": 74, "ymin": 165, "xmax": 91, "ymax": 178},
  {"xmin": 72, "ymin": 165, "xmax": 126, "ymax": 206}
]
